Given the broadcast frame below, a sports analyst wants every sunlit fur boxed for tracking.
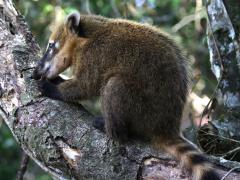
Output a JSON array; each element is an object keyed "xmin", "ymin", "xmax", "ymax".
[
  {"xmin": 35, "ymin": 12, "xmax": 220, "ymax": 180},
  {"xmin": 43, "ymin": 23, "xmax": 86, "ymax": 79}
]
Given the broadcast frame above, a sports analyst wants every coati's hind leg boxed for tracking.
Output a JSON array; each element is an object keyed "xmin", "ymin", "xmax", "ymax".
[{"xmin": 101, "ymin": 76, "xmax": 133, "ymax": 143}]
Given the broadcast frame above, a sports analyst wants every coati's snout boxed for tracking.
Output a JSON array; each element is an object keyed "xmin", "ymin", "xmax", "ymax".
[
  {"xmin": 32, "ymin": 42, "xmax": 56, "ymax": 80},
  {"xmin": 33, "ymin": 41, "xmax": 72, "ymax": 80}
]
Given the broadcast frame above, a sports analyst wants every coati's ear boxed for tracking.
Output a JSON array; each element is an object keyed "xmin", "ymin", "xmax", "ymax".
[{"xmin": 66, "ymin": 12, "xmax": 81, "ymax": 34}]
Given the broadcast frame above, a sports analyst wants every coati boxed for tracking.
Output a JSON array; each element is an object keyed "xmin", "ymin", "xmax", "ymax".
[{"xmin": 32, "ymin": 12, "xmax": 220, "ymax": 180}]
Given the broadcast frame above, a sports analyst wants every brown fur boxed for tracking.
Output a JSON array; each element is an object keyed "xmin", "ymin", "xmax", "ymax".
[{"xmin": 33, "ymin": 13, "xmax": 220, "ymax": 180}]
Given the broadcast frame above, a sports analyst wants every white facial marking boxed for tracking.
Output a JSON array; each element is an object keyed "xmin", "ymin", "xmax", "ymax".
[
  {"xmin": 46, "ymin": 63, "xmax": 57, "ymax": 79},
  {"xmin": 43, "ymin": 62, "xmax": 50, "ymax": 71},
  {"xmin": 55, "ymin": 41, "xmax": 60, "ymax": 49},
  {"xmin": 49, "ymin": 49, "xmax": 53, "ymax": 55}
]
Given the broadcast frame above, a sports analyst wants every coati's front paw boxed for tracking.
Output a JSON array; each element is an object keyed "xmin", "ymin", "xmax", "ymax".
[
  {"xmin": 38, "ymin": 79, "xmax": 62, "ymax": 100},
  {"xmin": 38, "ymin": 79, "xmax": 55, "ymax": 96}
]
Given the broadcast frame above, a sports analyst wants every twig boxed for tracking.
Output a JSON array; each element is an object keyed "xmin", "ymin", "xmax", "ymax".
[
  {"xmin": 198, "ymin": 94, "xmax": 217, "ymax": 128},
  {"xmin": 221, "ymin": 147, "xmax": 240, "ymax": 158},
  {"xmin": 111, "ymin": 0, "xmax": 121, "ymax": 17},
  {"xmin": 208, "ymin": 155, "xmax": 240, "ymax": 172},
  {"xmin": 172, "ymin": 9, "xmax": 205, "ymax": 32},
  {"xmin": 203, "ymin": 137, "xmax": 218, "ymax": 149},
  {"xmin": 16, "ymin": 152, "xmax": 29, "ymax": 180},
  {"xmin": 221, "ymin": 167, "xmax": 240, "ymax": 180},
  {"xmin": 195, "ymin": 0, "xmax": 203, "ymax": 31},
  {"xmin": 85, "ymin": 0, "xmax": 91, "ymax": 14},
  {"xmin": 198, "ymin": 129, "xmax": 240, "ymax": 144},
  {"xmin": 123, "ymin": 0, "xmax": 128, "ymax": 18}
]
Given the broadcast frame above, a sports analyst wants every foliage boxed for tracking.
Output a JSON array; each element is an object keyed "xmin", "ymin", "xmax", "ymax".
[
  {"xmin": 0, "ymin": 123, "xmax": 51, "ymax": 179},
  {"xmin": 0, "ymin": 123, "xmax": 20, "ymax": 180},
  {"xmin": 1, "ymin": 0, "xmax": 217, "ymax": 179}
]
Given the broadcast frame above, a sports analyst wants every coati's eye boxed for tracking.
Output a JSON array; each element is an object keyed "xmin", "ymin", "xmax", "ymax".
[{"xmin": 48, "ymin": 43, "xmax": 54, "ymax": 49}]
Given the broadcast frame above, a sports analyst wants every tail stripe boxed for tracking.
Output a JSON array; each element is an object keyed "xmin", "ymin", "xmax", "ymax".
[
  {"xmin": 157, "ymin": 136, "xmax": 220, "ymax": 180},
  {"xmin": 201, "ymin": 169, "xmax": 220, "ymax": 180},
  {"xmin": 176, "ymin": 143, "xmax": 197, "ymax": 154},
  {"xmin": 189, "ymin": 153, "xmax": 208, "ymax": 165}
]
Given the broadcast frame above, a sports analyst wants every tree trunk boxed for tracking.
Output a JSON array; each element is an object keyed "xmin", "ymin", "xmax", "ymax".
[
  {"xmin": 0, "ymin": 0, "xmax": 239, "ymax": 179},
  {"xmin": 198, "ymin": 0, "xmax": 240, "ymax": 162}
]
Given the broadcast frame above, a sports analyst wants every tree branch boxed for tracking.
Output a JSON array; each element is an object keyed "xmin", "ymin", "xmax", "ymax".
[{"xmin": 16, "ymin": 152, "xmax": 29, "ymax": 180}]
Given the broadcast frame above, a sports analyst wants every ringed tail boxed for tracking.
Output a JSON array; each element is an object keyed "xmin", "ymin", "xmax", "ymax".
[{"xmin": 154, "ymin": 136, "xmax": 220, "ymax": 180}]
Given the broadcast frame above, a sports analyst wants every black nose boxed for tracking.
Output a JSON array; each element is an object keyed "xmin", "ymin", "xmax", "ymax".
[{"xmin": 32, "ymin": 68, "xmax": 41, "ymax": 80}]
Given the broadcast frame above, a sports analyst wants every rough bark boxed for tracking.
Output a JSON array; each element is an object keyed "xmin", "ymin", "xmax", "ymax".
[
  {"xmin": 197, "ymin": 0, "xmax": 240, "ymax": 162},
  {"xmin": 0, "ymin": 0, "xmax": 239, "ymax": 179}
]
